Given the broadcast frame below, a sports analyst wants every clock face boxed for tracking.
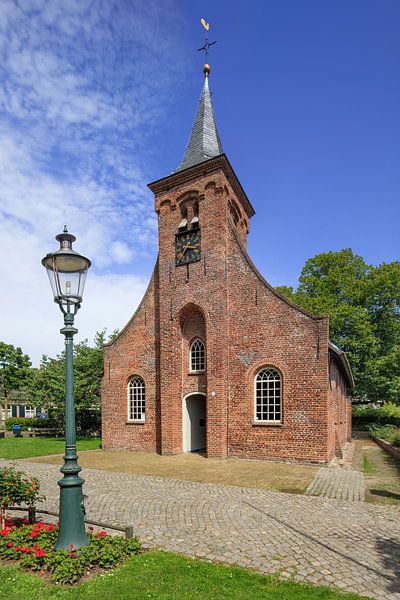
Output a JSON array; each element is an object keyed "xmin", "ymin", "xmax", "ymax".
[{"xmin": 175, "ymin": 230, "xmax": 201, "ymax": 266}]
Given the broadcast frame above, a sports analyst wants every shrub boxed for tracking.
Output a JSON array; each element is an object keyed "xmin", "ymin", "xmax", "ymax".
[
  {"xmin": 5, "ymin": 417, "xmax": 50, "ymax": 431},
  {"xmin": 381, "ymin": 401, "xmax": 400, "ymax": 419},
  {"xmin": 352, "ymin": 403, "xmax": 400, "ymax": 429},
  {"xmin": 0, "ymin": 467, "xmax": 44, "ymax": 510},
  {"xmin": 0, "ymin": 520, "xmax": 141, "ymax": 584},
  {"xmin": 43, "ymin": 408, "xmax": 101, "ymax": 436},
  {"xmin": 368, "ymin": 424, "xmax": 400, "ymax": 447},
  {"xmin": 5, "ymin": 411, "xmax": 101, "ymax": 436}
]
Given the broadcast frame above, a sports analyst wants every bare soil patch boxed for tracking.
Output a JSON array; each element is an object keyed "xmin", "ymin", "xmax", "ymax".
[{"xmin": 27, "ymin": 450, "xmax": 318, "ymax": 493}]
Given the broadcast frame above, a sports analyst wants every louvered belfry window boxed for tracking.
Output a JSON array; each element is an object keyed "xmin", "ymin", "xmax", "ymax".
[
  {"xmin": 255, "ymin": 368, "xmax": 282, "ymax": 422},
  {"xmin": 190, "ymin": 339, "xmax": 205, "ymax": 372},
  {"xmin": 128, "ymin": 376, "xmax": 146, "ymax": 421}
]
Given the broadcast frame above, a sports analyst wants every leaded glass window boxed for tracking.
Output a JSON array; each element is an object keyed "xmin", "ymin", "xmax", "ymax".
[
  {"xmin": 190, "ymin": 339, "xmax": 205, "ymax": 372},
  {"xmin": 128, "ymin": 376, "xmax": 146, "ymax": 421},
  {"xmin": 255, "ymin": 368, "xmax": 282, "ymax": 422}
]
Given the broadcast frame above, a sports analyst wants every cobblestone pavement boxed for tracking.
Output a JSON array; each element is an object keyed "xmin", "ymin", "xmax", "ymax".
[
  {"xmin": 306, "ymin": 468, "xmax": 365, "ymax": 501},
  {"xmin": 2, "ymin": 459, "xmax": 400, "ymax": 600},
  {"xmin": 306, "ymin": 441, "xmax": 366, "ymax": 502}
]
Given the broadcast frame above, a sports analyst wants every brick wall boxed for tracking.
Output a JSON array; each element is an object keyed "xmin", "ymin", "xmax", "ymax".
[
  {"xmin": 101, "ymin": 268, "xmax": 159, "ymax": 452},
  {"xmin": 327, "ymin": 356, "xmax": 352, "ymax": 459},
  {"xmin": 226, "ymin": 223, "xmax": 330, "ymax": 463},
  {"xmin": 101, "ymin": 155, "xmax": 352, "ymax": 463}
]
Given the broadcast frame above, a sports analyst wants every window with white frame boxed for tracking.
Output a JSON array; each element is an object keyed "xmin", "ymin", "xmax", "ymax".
[
  {"xmin": 255, "ymin": 368, "xmax": 282, "ymax": 422},
  {"xmin": 190, "ymin": 339, "xmax": 205, "ymax": 372},
  {"xmin": 128, "ymin": 376, "xmax": 146, "ymax": 421},
  {"xmin": 25, "ymin": 406, "xmax": 36, "ymax": 418},
  {"xmin": 1, "ymin": 406, "xmax": 12, "ymax": 420}
]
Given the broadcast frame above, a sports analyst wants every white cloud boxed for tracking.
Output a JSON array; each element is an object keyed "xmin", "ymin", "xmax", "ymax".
[{"xmin": 0, "ymin": 0, "xmax": 186, "ymax": 365}]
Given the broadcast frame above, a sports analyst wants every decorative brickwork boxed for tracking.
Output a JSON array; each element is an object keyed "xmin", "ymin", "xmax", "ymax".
[{"xmin": 101, "ymin": 153, "xmax": 352, "ymax": 463}]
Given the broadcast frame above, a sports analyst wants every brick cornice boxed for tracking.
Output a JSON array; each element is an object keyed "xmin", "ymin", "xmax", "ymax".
[{"xmin": 148, "ymin": 154, "xmax": 255, "ymax": 219}]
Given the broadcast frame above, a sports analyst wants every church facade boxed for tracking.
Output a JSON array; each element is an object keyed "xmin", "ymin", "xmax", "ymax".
[{"xmin": 101, "ymin": 65, "xmax": 353, "ymax": 463}]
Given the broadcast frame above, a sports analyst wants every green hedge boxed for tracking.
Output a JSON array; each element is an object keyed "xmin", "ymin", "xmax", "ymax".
[
  {"xmin": 352, "ymin": 402, "xmax": 400, "ymax": 429},
  {"xmin": 5, "ymin": 409, "xmax": 101, "ymax": 435},
  {"xmin": 4, "ymin": 417, "xmax": 51, "ymax": 431}
]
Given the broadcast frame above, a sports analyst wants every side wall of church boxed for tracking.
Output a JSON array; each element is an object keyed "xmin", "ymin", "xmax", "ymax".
[
  {"xmin": 226, "ymin": 224, "xmax": 331, "ymax": 462},
  {"xmin": 101, "ymin": 268, "xmax": 159, "ymax": 452},
  {"xmin": 327, "ymin": 357, "xmax": 352, "ymax": 459}
]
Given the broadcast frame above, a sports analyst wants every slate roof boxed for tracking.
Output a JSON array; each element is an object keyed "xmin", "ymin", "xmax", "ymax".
[{"xmin": 175, "ymin": 74, "xmax": 223, "ymax": 172}]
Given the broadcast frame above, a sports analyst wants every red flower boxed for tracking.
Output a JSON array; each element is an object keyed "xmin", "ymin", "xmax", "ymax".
[
  {"xmin": 1, "ymin": 528, "xmax": 11, "ymax": 536},
  {"xmin": 69, "ymin": 544, "xmax": 74, "ymax": 549},
  {"xmin": 35, "ymin": 549, "xmax": 47, "ymax": 557},
  {"xmin": 30, "ymin": 531, "xmax": 40, "ymax": 538},
  {"xmin": 7, "ymin": 542, "xmax": 13, "ymax": 548},
  {"xmin": 70, "ymin": 552, "xmax": 77, "ymax": 558},
  {"xmin": 5, "ymin": 520, "xmax": 15, "ymax": 527},
  {"xmin": 96, "ymin": 531, "xmax": 107, "ymax": 537},
  {"xmin": 46, "ymin": 524, "xmax": 55, "ymax": 531}
]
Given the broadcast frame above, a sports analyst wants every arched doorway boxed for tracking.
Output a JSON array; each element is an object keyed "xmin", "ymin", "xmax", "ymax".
[{"xmin": 182, "ymin": 393, "xmax": 206, "ymax": 452}]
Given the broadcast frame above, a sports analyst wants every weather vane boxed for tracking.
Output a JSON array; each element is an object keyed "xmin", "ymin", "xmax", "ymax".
[{"xmin": 198, "ymin": 18, "xmax": 217, "ymax": 72}]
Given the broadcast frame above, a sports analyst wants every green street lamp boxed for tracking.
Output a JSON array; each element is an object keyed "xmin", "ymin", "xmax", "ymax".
[{"xmin": 42, "ymin": 226, "xmax": 91, "ymax": 551}]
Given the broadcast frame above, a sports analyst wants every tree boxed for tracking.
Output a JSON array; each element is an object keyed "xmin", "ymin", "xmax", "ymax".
[
  {"xmin": 27, "ymin": 329, "xmax": 118, "ymax": 432},
  {"xmin": 0, "ymin": 342, "xmax": 31, "ymax": 427},
  {"xmin": 276, "ymin": 250, "xmax": 400, "ymax": 402}
]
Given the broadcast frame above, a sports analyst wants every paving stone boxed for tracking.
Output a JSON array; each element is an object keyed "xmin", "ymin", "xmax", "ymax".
[
  {"xmin": 306, "ymin": 467, "xmax": 365, "ymax": 501},
  {"xmin": 2, "ymin": 458, "xmax": 399, "ymax": 599}
]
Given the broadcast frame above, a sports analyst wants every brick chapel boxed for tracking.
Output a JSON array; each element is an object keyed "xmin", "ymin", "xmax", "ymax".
[{"xmin": 101, "ymin": 63, "xmax": 353, "ymax": 463}]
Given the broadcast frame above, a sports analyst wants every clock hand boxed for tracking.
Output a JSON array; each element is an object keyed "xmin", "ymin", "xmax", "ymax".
[{"xmin": 178, "ymin": 242, "xmax": 190, "ymax": 260}]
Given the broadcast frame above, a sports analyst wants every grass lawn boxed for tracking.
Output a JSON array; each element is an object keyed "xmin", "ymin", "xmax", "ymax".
[
  {"xmin": 29, "ymin": 449, "xmax": 318, "ymax": 493},
  {"xmin": 0, "ymin": 437, "xmax": 101, "ymax": 460},
  {"xmin": 362, "ymin": 438, "xmax": 400, "ymax": 506},
  {"xmin": 0, "ymin": 551, "xmax": 367, "ymax": 600}
]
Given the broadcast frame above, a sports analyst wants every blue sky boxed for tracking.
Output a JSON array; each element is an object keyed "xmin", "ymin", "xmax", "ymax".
[{"xmin": 0, "ymin": 1, "xmax": 399, "ymax": 365}]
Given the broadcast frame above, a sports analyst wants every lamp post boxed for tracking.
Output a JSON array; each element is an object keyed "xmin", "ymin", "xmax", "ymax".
[{"xmin": 42, "ymin": 226, "xmax": 91, "ymax": 550}]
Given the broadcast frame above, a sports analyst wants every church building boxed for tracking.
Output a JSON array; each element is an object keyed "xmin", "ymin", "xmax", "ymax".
[{"xmin": 101, "ymin": 63, "xmax": 353, "ymax": 463}]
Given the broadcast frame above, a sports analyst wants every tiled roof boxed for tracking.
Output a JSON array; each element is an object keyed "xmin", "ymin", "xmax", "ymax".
[{"xmin": 175, "ymin": 74, "xmax": 223, "ymax": 172}]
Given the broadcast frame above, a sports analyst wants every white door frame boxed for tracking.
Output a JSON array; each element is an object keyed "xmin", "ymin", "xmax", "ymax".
[{"xmin": 182, "ymin": 392, "xmax": 206, "ymax": 453}]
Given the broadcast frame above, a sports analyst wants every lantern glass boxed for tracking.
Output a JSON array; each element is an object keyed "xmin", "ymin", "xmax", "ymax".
[{"xmin": 42, "ymin": 229, "xmax": 91, "ymax": 306}]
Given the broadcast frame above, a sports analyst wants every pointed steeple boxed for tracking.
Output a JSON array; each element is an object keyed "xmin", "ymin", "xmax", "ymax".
[{"xmin": 175, "ymin": 66, "xmax": 223, "ymax": 172}]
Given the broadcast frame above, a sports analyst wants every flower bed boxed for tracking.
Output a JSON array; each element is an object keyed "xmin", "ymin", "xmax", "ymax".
[{"xmin": 0, "ymin": 518, "xmax": 141, "ymax": 584}]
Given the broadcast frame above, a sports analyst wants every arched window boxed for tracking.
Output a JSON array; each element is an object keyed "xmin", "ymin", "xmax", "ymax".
[
  {"xmin": 255, "ymin": 368, "xmax": 282, "ymax": 422},
  {"xmin": 128, "ymin": 376, "xmax": 146, "ymax": 421},
  {"xmin": 190, "ymin": 339, "xmax": 205, "ymax": 372}
]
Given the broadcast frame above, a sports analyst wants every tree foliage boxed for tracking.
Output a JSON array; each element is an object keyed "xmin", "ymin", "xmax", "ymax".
[
  {"xmin": 0, "ymin": 342, "xmax": 31, "ymax": 404},
  {"xmin": 276, "ymin": 249, "xmax": 400, "ymax": 402},
  {"xmin": 28, "ymin": 329, "xmax": 117, "ymax": 412}
]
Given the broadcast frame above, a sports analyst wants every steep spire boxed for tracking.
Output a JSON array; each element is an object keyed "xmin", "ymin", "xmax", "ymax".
[{"xmin": 175, "ymin": 66, "xmax": 224, "ymax": 172}]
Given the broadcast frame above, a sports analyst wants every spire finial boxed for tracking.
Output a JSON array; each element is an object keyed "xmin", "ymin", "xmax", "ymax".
[
  {"xmin": 63, "ymin": 225, "xmax": 68, "ymax": 233},
  {"xmin": 198, "ymin": 18, "xmax": 216, "ymax": 77}
]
